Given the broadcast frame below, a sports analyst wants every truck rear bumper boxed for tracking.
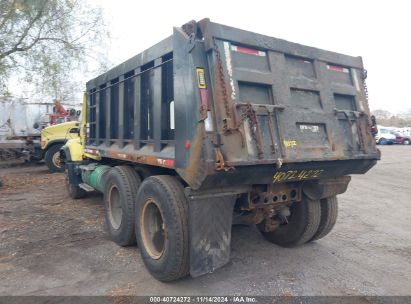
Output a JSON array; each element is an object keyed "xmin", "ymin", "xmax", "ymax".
[{"xmin": 199, "ymin": 158, "xmax": 377, "ymax": 190}]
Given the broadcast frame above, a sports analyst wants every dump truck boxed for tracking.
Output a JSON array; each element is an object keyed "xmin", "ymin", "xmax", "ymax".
[{"xmin": 62, "ymin": 19, "xmax": 380, "ymax": 281}]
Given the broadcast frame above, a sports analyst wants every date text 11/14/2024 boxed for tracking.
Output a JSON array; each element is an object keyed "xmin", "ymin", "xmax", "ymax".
[{"xmin": 149, "ymin": 296, "xmax": 257, "ymax": 303}]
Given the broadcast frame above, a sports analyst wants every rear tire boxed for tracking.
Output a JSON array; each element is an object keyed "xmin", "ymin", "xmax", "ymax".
[
  {"xmin": 310, "ymin": 196, "xmax": 338, "ymax": 241},
  {"xmin": 44, "ymin": 144, "xmax": 64, "ymax": 173},
  {"xmin": 258, "ymin": 195, "xmax": 321, "ymax": 247},
  {"xmin": 104, "ymin": 166, "xmax": 141, "ymax": 247},
  {"xmin": 403, "ymin": 139, "xmax": 410, "ymax": 145},
  {"xmin": 135, "ymin": 176, "xmax": 189, "ymax": 282}
]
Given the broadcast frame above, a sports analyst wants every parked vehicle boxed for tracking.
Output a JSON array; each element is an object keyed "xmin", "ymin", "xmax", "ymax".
[
  {"xmin": 375, "ymin": 127, "xmax": 395, "ymax": 145},
  {"xmin": 0, "ymin": 99, "xmax": 51, "ymax": 162},
  {"xmin": 62, "ymin": 19, "xmax": 380, "ymax": 281},
  {"xmin": 393, "ymin": 133, "xmax": 411, "ymax": 145},
  {"xmin": 0, "ymin": 98, "xmax": 80, "ymax": 164},
  {"xmin": 40, "ymin": 121, "xmax": 80, "ymax": 172}
]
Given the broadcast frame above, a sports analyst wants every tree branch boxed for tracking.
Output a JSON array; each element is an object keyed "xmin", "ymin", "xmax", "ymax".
[
  {"xmin": 0, "ymin": 0, "xmax": 48, "ymax": 60},
  {"xmin": 0, "ymin": 0, "xmax": 18, "ymax": 30}
]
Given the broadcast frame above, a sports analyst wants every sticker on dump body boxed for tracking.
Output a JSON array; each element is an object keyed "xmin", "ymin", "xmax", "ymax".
[
  {"xmin": 327, "ymin": 64, "xmax": 349, "ymax": 73},
  {"xmin": 196, "ymin": 68, "xmax": 206, "ymax": 89},
  {"xmin": 284, "ymin": 140, "xmax": 297, "ymax": 148},
  {"xmin": 299, "ymin": 124, "xmax": 320, "ymax": 133},
  {"xmin": 273, "ymin": 169, "xmax": 324, "ymax": 183},
  {"xmin": 230, "ymin": 45, "xmax": 266, "ymax": 57}
]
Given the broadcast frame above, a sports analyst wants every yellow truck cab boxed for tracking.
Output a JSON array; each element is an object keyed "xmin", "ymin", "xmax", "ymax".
[{"xmin": 40, "ymin": 121, "xmax": 79, "ymax": 172}]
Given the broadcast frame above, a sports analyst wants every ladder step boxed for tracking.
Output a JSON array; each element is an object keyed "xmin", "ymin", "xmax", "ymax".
[{"xmin": 79, "ymin": 183, "xmax": 95, "ymax": 192}]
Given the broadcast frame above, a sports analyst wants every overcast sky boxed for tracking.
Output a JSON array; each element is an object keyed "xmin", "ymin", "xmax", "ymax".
[{"xmin": 92, "ymin": 0, "xmax": 410, "ymax": 113}]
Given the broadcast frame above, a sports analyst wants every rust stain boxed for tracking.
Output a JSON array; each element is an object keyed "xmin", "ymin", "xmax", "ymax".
[
  {"xmin": 212, "ymin": 46, "xmax": 235, "ymax": 133},
  {"xmin": 104, "ymin": 147, "xmax": 175, "ymax": 169},
  {"xmin": 176, "ymin": 124, "xmax": 207, "ymax": 189}
]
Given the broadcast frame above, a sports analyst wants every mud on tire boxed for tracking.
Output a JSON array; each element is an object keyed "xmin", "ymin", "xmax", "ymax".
[
  {"xmin": 45, "ymin": 144, "xmax": 64, "ymax": 173},
  {"xmin": 104, "ymin": 166, "xmax": 141, "ymax": 247},
  {"xmin": 258, "ymin": 195, "xmax": 321, "ymax": 247},
  {"xmin": 135, "ymin": 175, "xmax": 189, "ymax": 282},
  {"xmin": 310, "ymin": 195, "xmax": 338, "ymax": 241}
]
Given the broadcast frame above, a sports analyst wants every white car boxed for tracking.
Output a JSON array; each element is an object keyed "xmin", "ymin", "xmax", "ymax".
[{"xmin": 375, "ymin": 128, "xmax": 395, "ymax": 145}]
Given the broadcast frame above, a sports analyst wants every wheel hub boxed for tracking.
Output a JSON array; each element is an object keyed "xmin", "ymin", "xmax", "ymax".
[
  {"xmin": 108, "ymin": 185, "xmax": 122, "ymax": 230},
  {"xmin": 52, "ymin": 152, "xmax": 61, "ymax": 168},
  {"xmin": 141, "ymin": 199, "xmax": 165, "ymax": 260}
]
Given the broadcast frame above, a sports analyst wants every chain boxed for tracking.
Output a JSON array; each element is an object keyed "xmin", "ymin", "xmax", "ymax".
[
  {"xmin": 212, "ymin": 40, "xmax": 263, "ymax": 157},
  {"xmin": 213, "ymin": 39, "xmax": 232, "ymax": 132},
  {"xmin": 236, "ymin": 106, "xmax": 249, "ymax": 129},
  {"xmin": 238, "ymin": 104, "xmax": 264, "ymax": 158},
  {"xmin": 361, "ymin": 68, "xmax": 375, "ymax": 137},
  {"xmin": 362, "ymin": 69, "xmax": 369, "ymax": 102}
]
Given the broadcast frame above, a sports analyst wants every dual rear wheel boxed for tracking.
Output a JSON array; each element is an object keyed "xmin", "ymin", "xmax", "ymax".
[
  {"xmin": 258, "ymin": 195, "xmax": 338, "ymax": 247},
  {"xmin": 104, "ymin": 168, "xmax": 189, "ymax": 281},
  {"xmin": 97, "ymin": 164, "xmax": 338, "ymax": 280},
  {"xmin": 104, "ymin": 166, "xmax": 141, "ymax": 246},
  {"xmin": 135, "ymin": 176, "xmax": 189, "ymax": 281}
]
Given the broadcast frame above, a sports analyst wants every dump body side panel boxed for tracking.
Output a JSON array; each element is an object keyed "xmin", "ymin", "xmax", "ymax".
[{"xmin": 85, "ymin": 36, "xmax": 177, "ymax": 168}]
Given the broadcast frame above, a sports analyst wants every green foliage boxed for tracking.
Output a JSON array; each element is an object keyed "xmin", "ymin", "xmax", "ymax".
[{"xmin": 0, "ymin": 0, "xmax": 109, "ymax": 101}]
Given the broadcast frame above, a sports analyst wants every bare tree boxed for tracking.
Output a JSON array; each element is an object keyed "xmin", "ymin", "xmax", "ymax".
[
  {"xmin": 372, "ymin": 109, "xmax": 411, "ymax": 127},
  {"xmin": 0, "ymin": 0, "xmax": 110, "ymax": 101},
  {"xmin": 371, "ymin": 109, "xmax": 392, "ymax": 120}
]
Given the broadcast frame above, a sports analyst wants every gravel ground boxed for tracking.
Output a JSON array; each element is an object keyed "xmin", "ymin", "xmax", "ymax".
[{"xmin": 0, "ymin": 145, "xmax": 410, "ymax": 296}]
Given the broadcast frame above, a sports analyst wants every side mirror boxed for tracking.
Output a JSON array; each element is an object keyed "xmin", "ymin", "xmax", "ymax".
[{"xmin": 69, "ymin": 127, "xmax": 80, "ymax": 134}]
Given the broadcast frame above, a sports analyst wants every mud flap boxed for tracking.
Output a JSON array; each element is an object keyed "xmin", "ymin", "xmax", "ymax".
[
  {"xmin": 66, "ymin": 162, "xmax": 83, "ymax": 186},
  {"xmin": 186, "ymin": 190, "xmax": 237, "ymax": 277}
]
